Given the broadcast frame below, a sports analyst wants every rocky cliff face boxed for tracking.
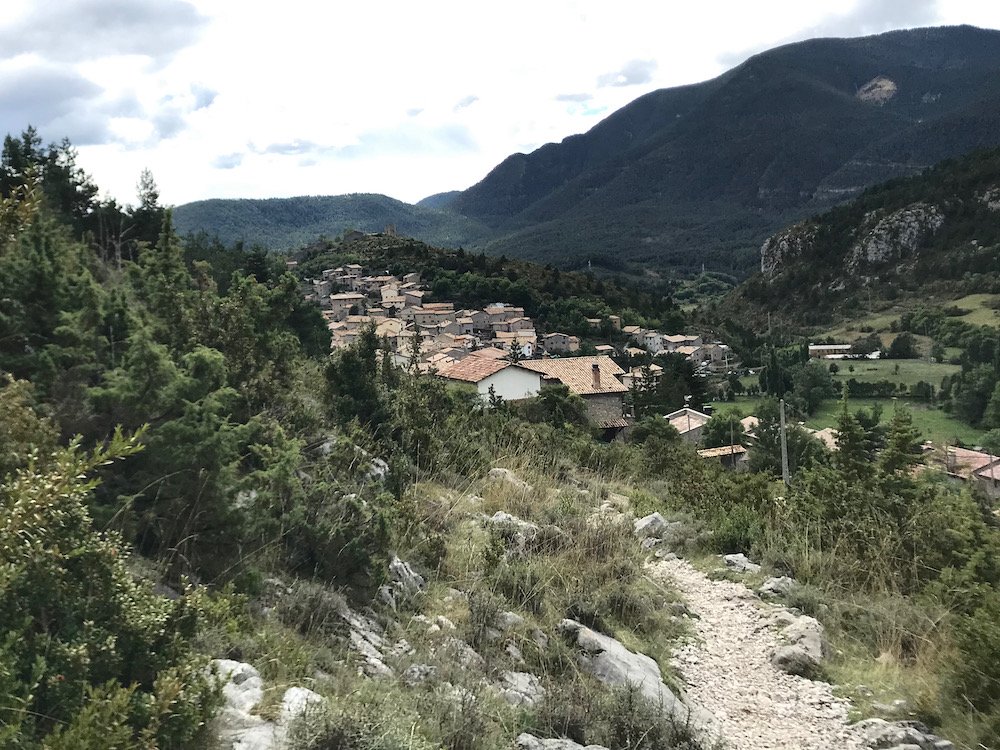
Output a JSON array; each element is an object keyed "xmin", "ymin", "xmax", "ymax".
[
  {"xmin": 760, "ymin": 223, "xmax": 817, "ymax": 278},
  {"xmin": 846, "ymin": 203, "xmax": 944, "ymax": 272},
  {"xmin": 980, "ymin": 187, "xmax": 1000, "ymax": 211}
]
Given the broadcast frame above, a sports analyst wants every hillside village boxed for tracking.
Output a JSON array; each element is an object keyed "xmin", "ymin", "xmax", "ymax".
[{"xmin": 305, "ymin": 262, "xmax": 732, "ymax": 420}]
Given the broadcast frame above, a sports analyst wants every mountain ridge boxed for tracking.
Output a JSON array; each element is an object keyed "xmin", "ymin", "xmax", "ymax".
[{"xmin": 174, "ymin": 25, "xmax": 1000, "ymax": 277}]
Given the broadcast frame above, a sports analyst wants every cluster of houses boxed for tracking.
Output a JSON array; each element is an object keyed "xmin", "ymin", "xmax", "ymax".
[
  {"xmin": 308, "ymin": 265, "xmax": 563, "ymax": 367},
  {"xmin": 622, "ymin": 327, "xmax": 732, "ymax": 369},
  {"xmin": 307, "ymin": 265, "xmax": 725, "ymax": 375},
  {"xmin": 303, "ymin": 264, "xmax": 738, "ymax": 441}
]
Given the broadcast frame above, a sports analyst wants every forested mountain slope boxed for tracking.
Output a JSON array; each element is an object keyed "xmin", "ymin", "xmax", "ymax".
[
  {"xmin": 173, "ymin": 193, "xmax": 490, "ymax": 250},
  {"xmin": 450, "ymin": 25, "xmax": 1000, "ymax": 275}
]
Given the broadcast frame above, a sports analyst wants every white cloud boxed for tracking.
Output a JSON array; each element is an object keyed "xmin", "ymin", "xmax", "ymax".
[{"xmin": 597, "ymin": 59, "xmax": 657, "ymax": 88}]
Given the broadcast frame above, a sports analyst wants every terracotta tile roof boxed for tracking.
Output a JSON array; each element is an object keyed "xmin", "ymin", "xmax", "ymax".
[
  {"xmin": 468, "ymin": 348, "xmax": 509, "ymax": 361},
  {"xmin": 665, "ymin": 408, "xmax": 711, "ymax": 434},
  {"xmin": 437, "ymin": 357, "xmax": 510, "ymax": 383},
  {"xmin": 519, "ymin": 356, "xmax": 627, "ymax": 395},
  {"xmin": 974, "ymin": 458, "xmax": 1000, "ymax": 481},
  {"xmin": 598, "ymin": 417, "xmax": 631, "ymax": 429},
  {"xmin": 698, "ymin": 445, "xmax": 747, "ymax": 459},
  {"xmin": 944, "ymin": 446, "xmax": 998, "ymax": 479}
]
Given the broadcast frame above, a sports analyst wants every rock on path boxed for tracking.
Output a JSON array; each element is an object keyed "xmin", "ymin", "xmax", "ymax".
[{"xmin": 651, "ymin": 557, "xmax": 865, "ymax": 750}]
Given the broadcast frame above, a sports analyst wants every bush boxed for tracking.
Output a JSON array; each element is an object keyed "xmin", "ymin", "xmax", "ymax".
[{"xmin": 0, "ymin": 435, "xmax": 218, "ymax": 748}]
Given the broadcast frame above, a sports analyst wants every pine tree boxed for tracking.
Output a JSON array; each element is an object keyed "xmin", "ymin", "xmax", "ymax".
[
  {"xmin": 834, "ymin": 396, "xmax": 868, "ymax": 478},
  {"xmin": 879, "ymin": 404, "xmax": 923, "ymax": 477}
]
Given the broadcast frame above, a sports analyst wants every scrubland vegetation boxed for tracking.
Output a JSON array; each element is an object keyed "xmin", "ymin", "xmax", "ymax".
[{"xmin": 3, "ymin": 131, "xmax": 1000, "ymax": 749}]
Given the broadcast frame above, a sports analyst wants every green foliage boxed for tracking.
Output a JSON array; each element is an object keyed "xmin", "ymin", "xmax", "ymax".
[
  {"xmin": 700, "ymin": 411, "xmax": 746, "ymax": 449},
  {"xmin": 887, "ymin": 332, "xmax": 918, "ymax": 359},
  {"xmin": 0, "ymin": 432, "xmax": 218, "ymax": 748},
  {"xmin": 518, "ymin": 384, "xmax": 590, "ymax": 428},
  {"xmin": 788, "ymin": 361, "xmax": 836, "ymax": 415},
  {"xmin": 747, "ymin": 399, "xmax": 828, "ymax": 477}
]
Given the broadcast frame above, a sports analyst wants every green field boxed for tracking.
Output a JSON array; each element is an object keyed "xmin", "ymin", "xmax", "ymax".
[
  {"xmin": 817, "ymin": 294, "xmax": 1000, "ymax": 347},
  {"xmin": 951, "ymin": 293, "xmax": 1000, "ymax": 329},
  {"xmin": 708, "ymin": 395, "xmax": 984, "ymax": 447},
  {"xmin": 829, "ymin": 358, "xmax": 959, "ymax": 388},
  {"xmin": 805, "ymin": 398, "xmax": 984, "ymax": 446}
]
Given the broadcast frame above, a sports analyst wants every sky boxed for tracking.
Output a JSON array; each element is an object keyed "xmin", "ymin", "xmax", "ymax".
[{"xmin": 2, "ymin": 0, "xmax": 1000, "ymax": 208}]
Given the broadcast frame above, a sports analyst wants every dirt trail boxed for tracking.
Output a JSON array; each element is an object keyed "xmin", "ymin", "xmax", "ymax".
[{"xmin": 651, "ymin": 556, "xmax": 865, "ymax": 750}]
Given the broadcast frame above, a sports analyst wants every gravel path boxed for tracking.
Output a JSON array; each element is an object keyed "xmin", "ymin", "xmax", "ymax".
[{"xmin": 651, "ymin": 556, "xmax": 865, "ymax": 750}]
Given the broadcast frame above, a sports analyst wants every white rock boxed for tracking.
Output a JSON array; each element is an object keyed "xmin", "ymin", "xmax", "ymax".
[
  {"xmin": 516, "ymin": 734, "xmax": 609, "ymax": 750},
  {"xmin": 499, "ymin": 671, "xmax": 545, "ymax": 707},
  {"xmin": 488, "ymin": 511, "xmax": 540, "ymax": 538},
  {"xmin": 279, "ymin": 687, "xmax": 322, "ymax": 725},
  {"xmin": 440, "ymin": 637, "xmax": 485, "ymax": 670},
  {"xmin": 758, "ymin": 576, "xmax": 797, "ymax": 599},
  {"xmin": 497, "ymin": 611, "xmax": 525, "ymax": 630},
  {"xmin": 389, "ymin": 556, "xmax": 426, "ymax": 598},
  {"xmin": 559, "ymin": 619, "xmax": 690, "ymax": 725},
  {"xmin": 214, "ymin": 659, "xmax": 264, "ymax": 713},
  {"xmin": 723, "ymin": 553, "xmax": 761, "ymax": 573},
  {"xmin": 435, "ymin": 615, "xmax": 456, "ymax": 630},
  {"xmin": 633, "ymin": 512, "xmax": 667, "ymax": 539}
]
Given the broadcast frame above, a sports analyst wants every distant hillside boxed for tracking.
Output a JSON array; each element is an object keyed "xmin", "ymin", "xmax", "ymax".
[
  {"xmin": 729, "ymin": 146, "xmax": 1000, "ymax": 326},
  {"xmin": 450, "ymin": 25, "xmax": 1000, "ymax": 276},
  {"xmin": 172, "ymin": 193, "xmax": 489, "ymax": 250},
  {"xmin": 416, "ymin": 191, "xmax": 460, "ymax": 210}
]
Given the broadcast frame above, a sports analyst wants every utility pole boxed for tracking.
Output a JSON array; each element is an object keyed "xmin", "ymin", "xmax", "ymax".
[{"xmin": 779, "ymin": 398, "xmax": 790, "ymax": 486}]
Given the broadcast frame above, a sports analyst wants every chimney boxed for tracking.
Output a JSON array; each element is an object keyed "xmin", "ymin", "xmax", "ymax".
[{"xmin": 592, "ymin": 363, "xmax": 601, "ymax": 390}]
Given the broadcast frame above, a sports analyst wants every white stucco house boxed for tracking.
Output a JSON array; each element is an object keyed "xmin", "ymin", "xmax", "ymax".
[{"xmin": 436, "ymin": 358, "xmax": 542, "ymax": 401}]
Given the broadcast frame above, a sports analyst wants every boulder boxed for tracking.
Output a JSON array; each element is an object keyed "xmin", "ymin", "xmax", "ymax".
[
  {"xmin": 487, "ymin": 511, "xmax": 540, "ymax": 538},
  {"xmin": 723, "ymin": 553, "xmax": 761, "ymax": 573},
  {"xmin": 516, "ymin": 734, "xmax": 609, "ymax": 750},
  {"xmin": 770, "ymin": 613, "xmax": 825, "ymax": 678},
  {"xmin": 212, "ymin": 660, "xmax": 322, "ymax": 750},
  {"xmin": 389, "ymin": 556, "xmax": 426, "ymax": 599},
  {"xmin": 782, "ymin": 615, "xmax": 825, "ymax": 661},
  {"xmin": 486, "ymin": 511, "xmax": 541, "ymax": 555},
  {"xmin": 488, "ymin": 468, "xmax": 533, "ymax": 493},
  {"xmin": 366, "ymin": 457, "xmax": 389, "ymax": 482},
  {"xmin": 758, "ymin": 576, "xmax": 797, "ymax": 599},
  {"xmin": 340, "ymin": 606, "xmax": 392, "ymax": 677},
  {"xmin": 215, "ymin": 659, "xmax": 264, "ymax": 713},
  {"xmin": 854, "ymin": 718, "xmax": 954, "ymax": 750},
  {"xmin": 633, "ymin": 512, "xmax": 667, "ymax": 539},
  {"xmin": 279, "ymin": 687, "xmax": 322, "ymax": 725},
  {"xmin": 498, "ymin": 671, "xmax": 545, "ymax": 707},
  {"xmin": 558, "ymin": 619, "xmax": 688, "ymax": 723},
  {"xmin": 771, "ymin": 645, "xmax": 820, "ymax": 678},
  {"xmin": 497, "ymin": 611, "xmax": 525, "ymax": 630},
  {"xmin": 440, "ymin": 637, "xmax": 485, "ymax": 670}
]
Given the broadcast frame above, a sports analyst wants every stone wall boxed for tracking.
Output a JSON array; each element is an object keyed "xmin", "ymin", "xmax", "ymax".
[{"xmin": 584, "ymin": 394, "xmax": 625, "ymax": 425}]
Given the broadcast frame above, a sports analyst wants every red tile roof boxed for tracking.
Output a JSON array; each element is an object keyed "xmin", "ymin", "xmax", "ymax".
[
  {"xmin": 519, "ymin": 356, "xmax": 627, "ymax": 396},
  {"xmin": 437, "ymin": 357, "xmax": 510, "ymax": 383}
]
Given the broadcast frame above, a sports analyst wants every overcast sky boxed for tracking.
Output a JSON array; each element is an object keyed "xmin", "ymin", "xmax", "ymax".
[{"xmin": 2, "ymin": 0, "xmax": 999, "ymax": 207}]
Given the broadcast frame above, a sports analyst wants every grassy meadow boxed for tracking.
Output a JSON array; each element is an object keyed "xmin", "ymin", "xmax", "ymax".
[{"xmin": 709, "ymin": 393, "xmax": 984, "ymax": 447}]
